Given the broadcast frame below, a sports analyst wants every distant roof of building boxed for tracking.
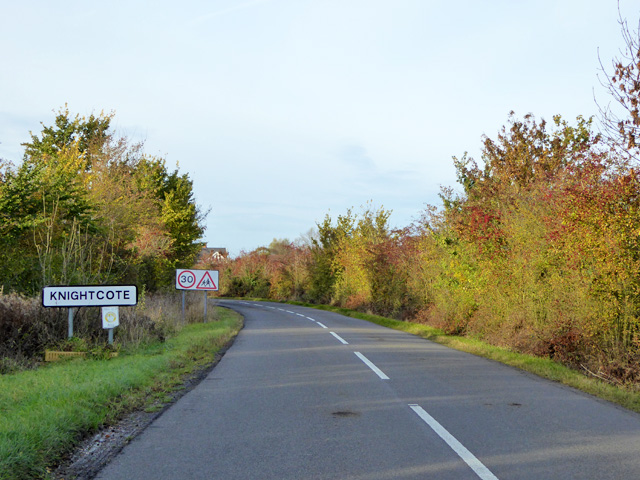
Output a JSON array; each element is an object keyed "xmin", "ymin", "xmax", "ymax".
[{"xmin": 197, "ymin": 246, "xmax": 228, "ymax": 261}]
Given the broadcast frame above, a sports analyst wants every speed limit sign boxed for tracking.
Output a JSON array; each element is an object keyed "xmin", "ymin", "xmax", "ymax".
[
  {"xmin": 175, "ymin": 269, "xmax": 218, "ymax": 291},
  {"xmin": 177, "ymin": 270, "xmax": 197, "ymax": 289}
]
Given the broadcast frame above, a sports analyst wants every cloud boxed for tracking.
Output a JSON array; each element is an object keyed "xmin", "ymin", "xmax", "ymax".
[{"xmin": 338, "ymin": 143, "xmax": 375, "ymax": 171}]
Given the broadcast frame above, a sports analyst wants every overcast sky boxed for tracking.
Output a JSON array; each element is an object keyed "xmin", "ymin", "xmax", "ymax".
[{"xmin": 1, "ymin": 1, "xmax": 637, "ymax": 256}]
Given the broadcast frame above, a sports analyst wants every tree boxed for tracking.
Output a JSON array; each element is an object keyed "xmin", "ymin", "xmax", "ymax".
[
  {"xmin": 454, "ymin": 113, "xmax": 599, "ymax": 201},
  {"xmin": 268, "ymin": 238, "xmax": 292, "ymax": 256},
  {"xmin": 0, "ymin": 107, "xmax": 206, "ymax": 293},
  {"xmin": 161, "ymin": 175, "xmax": 205, "ymax": 263},
  {"xmin": 133, "ymin": 157, "xmax": 207, "ymax": 283},
  {"xmin": 23, "ymin": 105, "xmax": 112, "ymax": 165},
  {"xmin": 307, "ymin": 205, "xmax": 392, "ymax": 307},
  {"xmin": 597, "ymin": 3, "xmax": 640, "ymax": 161},
  {"xmin": 0, "ymin": 139, "xmax": 97, "ymax": 292}
]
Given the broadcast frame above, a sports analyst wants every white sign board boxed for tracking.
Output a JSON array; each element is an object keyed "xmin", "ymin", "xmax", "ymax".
[
  {"xmin": 102, "ymin": 306, "xmax": 120, "ymax": 329},
  {"xmin": 176, "ymin": 269, "xmax": 219, "ymax": 291},
  {"xmin": 42, "ymin": 285, "xmax": 138, "ymax": 307}
]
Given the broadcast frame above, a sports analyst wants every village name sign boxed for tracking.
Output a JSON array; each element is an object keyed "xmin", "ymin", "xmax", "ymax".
[
  {"xmin": 42, "ymin": 285, "xmax": 138, "ymax": 341},
  {"xmin": 42, "ymin": 285, "xmax": 138, "ymax": 308}
]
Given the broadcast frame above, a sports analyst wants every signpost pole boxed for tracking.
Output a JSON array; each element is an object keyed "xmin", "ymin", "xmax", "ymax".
[
  {"xmin": 182, "ymin": 290, "xmax": 186, "ymax": 324},
  {"xmin": 175, "ymin": 269, "xmax": 218, "ymax": 323},
  {"xmin": 42, "ymin": 286, "xmax": 136, "ymax": 348},
  {"xmin": 204, "ymin": 291, "xmax": 208, "ymax": 322},
  {"xmin": 68, "ymin": 308, "xmax": 75, "ymax": 339}
]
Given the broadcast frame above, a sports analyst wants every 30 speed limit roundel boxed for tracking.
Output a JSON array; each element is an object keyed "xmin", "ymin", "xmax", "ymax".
[{"xmin": 177, "ymin": 270, "xmax": 197, "ymax": 289}]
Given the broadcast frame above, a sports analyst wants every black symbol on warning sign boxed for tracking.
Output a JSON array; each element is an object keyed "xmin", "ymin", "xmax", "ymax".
[{"xmin": 196, "ymin": 271, "xmax": 218, "ymax": 290}]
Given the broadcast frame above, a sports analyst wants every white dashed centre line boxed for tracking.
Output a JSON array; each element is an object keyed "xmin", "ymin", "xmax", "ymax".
[
  {"xmin": 330, "ymin": 332, "xmax": 349, "ymax": 345},
  {"xmin": 354, "ymin": 352, "xmax": 389, "ymax": 380},
  {"xmin": 236, "ymin": 303, "xmax": 499, "ymax": 479},
  {"xmin": 409, "ymin": 404, "xmax": 499, "ymax": 480}
]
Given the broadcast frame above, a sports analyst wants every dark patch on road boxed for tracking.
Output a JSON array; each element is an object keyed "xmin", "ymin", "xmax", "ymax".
[{"xmin": 332, "ymin": 410, "xmax": 361, "ymax": 418}]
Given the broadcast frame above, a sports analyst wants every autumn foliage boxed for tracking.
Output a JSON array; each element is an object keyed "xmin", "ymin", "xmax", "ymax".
[
  {"xmin": 0, "ymin": 107, "xmax": 205, "ymax": 294},
  {"xmin": 219, "ymin": 113, "xmax": 640, "ymax": 384},
  {"xmin": 0, "ymin": 108, "xmax": 207, "ymax": 369}
]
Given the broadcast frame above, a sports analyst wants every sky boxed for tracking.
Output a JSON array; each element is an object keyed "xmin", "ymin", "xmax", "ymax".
[{"xmin": 1, "ymin": 1, "xmax": 638, "ymax": 256}]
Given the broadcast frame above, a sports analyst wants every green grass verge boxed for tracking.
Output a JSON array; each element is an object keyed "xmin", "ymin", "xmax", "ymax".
[
  {"xmin": 0, "ymin": 307, "xmax": 243, "ymax": 480},
  {"xmin": 281, "ymin": 300, "xmax": 640, "ymax": 414}
]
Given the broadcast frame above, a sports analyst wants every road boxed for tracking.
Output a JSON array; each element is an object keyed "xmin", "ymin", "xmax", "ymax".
[{"xmin": 95, "ymin": 300, "xmax": 640, "ymax": 479}]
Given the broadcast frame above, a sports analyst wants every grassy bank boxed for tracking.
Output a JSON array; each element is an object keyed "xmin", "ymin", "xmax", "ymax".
[{"xmin": 0, "ymin": 307, "xmax": 243, "ymax": 480}]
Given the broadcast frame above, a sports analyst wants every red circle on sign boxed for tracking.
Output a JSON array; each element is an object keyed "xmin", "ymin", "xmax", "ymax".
[{"xmin": 178, "ymin": 270, "xmax": 197, "ymax": 289}]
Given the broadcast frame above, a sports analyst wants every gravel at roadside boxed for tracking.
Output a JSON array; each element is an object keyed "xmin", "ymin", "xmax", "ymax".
[{"xmin": 52, "ymin": 344, "xmax": 232, "ymax": 480}]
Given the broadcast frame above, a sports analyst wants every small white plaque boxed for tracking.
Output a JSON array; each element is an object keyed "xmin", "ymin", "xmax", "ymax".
[{"xmin": 102, "ymin": 306, "xmax": 120, "ymax": 329}]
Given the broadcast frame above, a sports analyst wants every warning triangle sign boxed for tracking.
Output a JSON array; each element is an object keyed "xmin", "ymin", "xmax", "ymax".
[{"xmin": 196, "ymin": 271, "xmax": 218, "ymax": 290}]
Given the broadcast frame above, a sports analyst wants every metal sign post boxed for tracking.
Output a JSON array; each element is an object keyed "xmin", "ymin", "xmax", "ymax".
[
  {"xmin": 204, "ymin": 291, "xmax": 208, "ymax": 322},
  {"xmin": 42, "ymin": 285, "xmax": 137, "ymax": 343},
  {"xmin": 68, "ymin": 308, "xmax": 76, "ymax": 339},
  {"xmin": 175, "ymin": 269, "xmax": 219, "ymax": 322},
  {"xmin": 182, "ymin": 290, "xmax": 186, "ymax": 324}
]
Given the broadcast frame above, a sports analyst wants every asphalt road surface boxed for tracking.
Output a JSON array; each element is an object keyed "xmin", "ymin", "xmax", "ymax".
[{"xmin": 95, "ymin": 300, "xmax": 640, "ymax": 479}]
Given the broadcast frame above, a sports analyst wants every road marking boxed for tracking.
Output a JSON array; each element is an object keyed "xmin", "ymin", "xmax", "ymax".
[
  {"xmin": 316, "ymin": 322, "xmax": 328, "ymax": 329},
  {"xmin": 409, "ymin": 404, "xmax": 499, "ymax": 480},
  {"xmin": 296, "ymin": 313, "xmax": 305, "ymax": 317},
  {"xmin": 306, "ymin": 316, "xmax": 315, "ymax": 321},
  {"xmin": 330, "ymin": 332, "xmax": 349, "ymax": 344},
  {"xmin": 285, "ymin": 310, "xmax": 295, "ymax": 314},
  {"xmin": 354, "ymin": 352, "xmax": 389, "ymax": 380}
]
